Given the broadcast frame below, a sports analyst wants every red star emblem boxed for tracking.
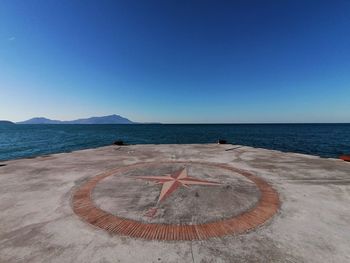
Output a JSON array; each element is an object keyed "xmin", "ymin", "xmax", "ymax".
[{"xmin": 134, "ymin": 167, "xmax": 222, "ymax": 217}]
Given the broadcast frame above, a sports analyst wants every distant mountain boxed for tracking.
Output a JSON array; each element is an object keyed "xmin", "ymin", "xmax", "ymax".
[
  {"xmin": 17, "ymin": 114, "xmax": 136, "ymax": 124},
  {"xmin": 66, "ymin": 115, "xmax": 134, "ymax": 124},
  {"xmin": 0, "ymin": 120, "xmax": 15, "ymax": 125},
  {"xmin": 17, "ymin": 117, "xmax": 62, "ymax": 124}
]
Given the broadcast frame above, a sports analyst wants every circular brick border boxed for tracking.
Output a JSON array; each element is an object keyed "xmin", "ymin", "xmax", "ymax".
[{"xmin": 72, "ymin": 162, "xmax": 279, "ymax": 241}]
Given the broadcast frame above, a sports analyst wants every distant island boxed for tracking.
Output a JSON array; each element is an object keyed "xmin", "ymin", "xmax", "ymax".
[
  {"xmin": 0, "ymin": 120, "xmax": 15, "ymax": 125},
  {"xmin": 17, "ymin": 114, "xmax": 136, "ymax": 124}
]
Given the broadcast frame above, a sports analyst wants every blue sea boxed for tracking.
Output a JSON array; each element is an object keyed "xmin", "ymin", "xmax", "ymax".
[{"xmin": 0, "ymin": 124, "xmax": 349, "ymax": 161}]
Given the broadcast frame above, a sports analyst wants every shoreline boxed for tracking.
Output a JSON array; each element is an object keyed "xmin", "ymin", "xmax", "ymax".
[
  {"xmin": 0, "ymin": 143, "xmax": 345, "ymax": 164},
  {"xmin": 1, "ymin": 123, "xmax": 349, "ymax": 161}
]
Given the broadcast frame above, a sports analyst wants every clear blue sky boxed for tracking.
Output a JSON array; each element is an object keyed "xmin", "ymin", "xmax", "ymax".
[{"xmin": 0, "ymin": 0, "xmax": 349, "ymax": 123}]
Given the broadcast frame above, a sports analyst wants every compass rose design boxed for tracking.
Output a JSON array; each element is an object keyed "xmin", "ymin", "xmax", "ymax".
[
  {"xmin": 134, "ymin": 167, "xmax": 222, "ymax": 217},
  {"xmin": 72, "ymin": 161, "xmax": 280, "ymax": 240}
]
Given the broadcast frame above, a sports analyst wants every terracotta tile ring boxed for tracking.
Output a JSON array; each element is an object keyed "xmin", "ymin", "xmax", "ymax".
[{"xmin": 72, "ymin": 161, "xmax": 280, "ymax": 241}]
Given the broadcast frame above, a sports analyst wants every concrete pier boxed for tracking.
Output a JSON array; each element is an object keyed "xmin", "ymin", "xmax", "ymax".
[{"xmin": 0, "ymin": 144, "xmax": 349, "ymax": 262}]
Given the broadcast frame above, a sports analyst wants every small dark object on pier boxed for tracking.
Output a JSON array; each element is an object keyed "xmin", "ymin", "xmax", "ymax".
[
  {"xmin": 339, "ymin": 155, "xmax": 350, "ymax": 162},
  {"xmin": 113, "ymin": 140, "xmax": 125, "ymax": 146},
  {"xmin": 217, "ymin": 139, "xmax": 227, "ymax": 144}
]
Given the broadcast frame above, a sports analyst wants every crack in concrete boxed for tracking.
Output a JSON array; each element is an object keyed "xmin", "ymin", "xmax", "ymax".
[{"xmin": 190, "ymin": 242, "xmax": 195, "ymax": 263}]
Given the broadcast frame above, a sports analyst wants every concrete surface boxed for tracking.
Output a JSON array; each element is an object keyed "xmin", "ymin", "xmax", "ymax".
[
  {"xmin": 93, "ymin": 162, "xmax": 260, "ymax": 224},
  {"xmin": 0, "ymin": 144, "xmax": 350, "ymax": 262}
]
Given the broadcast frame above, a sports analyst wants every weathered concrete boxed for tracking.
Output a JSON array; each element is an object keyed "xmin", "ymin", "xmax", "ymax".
[
  {"xmin": 93, "ymin": 162, "xmax": 260, "ymax": 224},
  {"xmin": 0, "ymin": 144, "xmax": 350, "ymax": 262}
]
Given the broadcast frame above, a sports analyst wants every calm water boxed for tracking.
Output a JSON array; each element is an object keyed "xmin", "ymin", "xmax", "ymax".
[{"xmin": 0, "ymin": 124, "xmax": 349, "ymax": 161}]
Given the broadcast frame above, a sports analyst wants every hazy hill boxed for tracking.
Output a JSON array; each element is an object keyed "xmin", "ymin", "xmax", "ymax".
[
  {"xmin": 17, "ymin": 115, "xmax": 135, "ymax": 124},
  {"xmin": 17, "ymin": 117, "xmax": 62, "ymax": 124},
  {"xmin": 0, "ymin": 120, "xmax": 15, "ymax": 125}
]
